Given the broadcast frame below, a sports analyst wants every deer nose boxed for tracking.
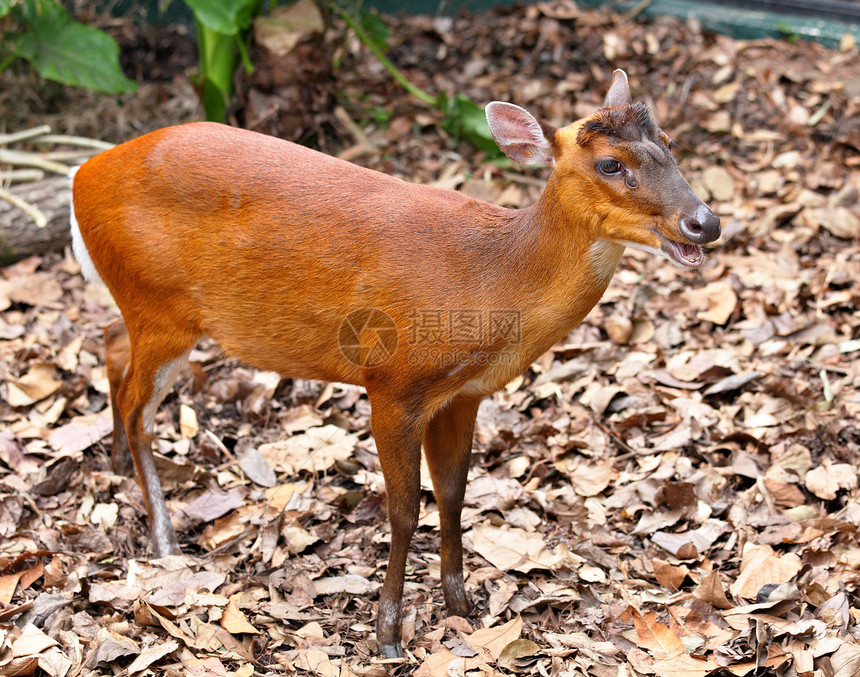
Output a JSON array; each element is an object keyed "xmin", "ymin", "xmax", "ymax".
[{"xmin": 680, "ymin": 204, "xmax": 721, "ymax": 244}]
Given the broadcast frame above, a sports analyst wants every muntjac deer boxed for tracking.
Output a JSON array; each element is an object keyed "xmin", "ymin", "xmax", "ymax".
[{"xmin": 70, "ymin": 69, "xmax": 719, "ymax": 657}]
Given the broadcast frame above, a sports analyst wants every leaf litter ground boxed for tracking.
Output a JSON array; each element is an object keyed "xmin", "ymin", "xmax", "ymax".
[{"xmin": 1, "ymin": 3, "xmax": 860, "ymax": 676}]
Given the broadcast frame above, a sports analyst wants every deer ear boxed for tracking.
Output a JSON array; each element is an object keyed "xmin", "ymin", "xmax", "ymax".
[
  {"xmin": 485, "ymin": 102, "xmax": 555, "ymax": 166},
  {"xmin": 604, "ymin": 69, "xmax": 632, "ymax": 107}
]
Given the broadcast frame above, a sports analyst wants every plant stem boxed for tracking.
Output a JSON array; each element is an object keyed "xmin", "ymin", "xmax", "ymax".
[{"xmin": 336, "ymin": 8, "xmax": 437, "ymax": 107}]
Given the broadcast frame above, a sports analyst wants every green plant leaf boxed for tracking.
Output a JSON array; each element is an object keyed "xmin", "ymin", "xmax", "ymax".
[
  {"xmin": 14, "ymin": 0, "xmax": 136, "ymax": 93},
  {"xmin": 0, "ymin": 0, "xmax": 14, "ymax": 19},
  {"xmin": 185, "ymin": 0, "xmax": 260, "ymax": 34},
  {"xmin": 359, "ymin": 8, "xmax": 390, "ymax": 53},
  {"xmin": 441, "ymin": 93, "xmax": 502, "ymax": 157},
  {"xmin": 194, "ymin": 20, "xmax": 241, "ymax": 121}
]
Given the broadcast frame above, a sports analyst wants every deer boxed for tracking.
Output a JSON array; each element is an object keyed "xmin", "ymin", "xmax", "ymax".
[{"xmin": 70, "ymin": 69, "xmax": 720, "ymax": 657}]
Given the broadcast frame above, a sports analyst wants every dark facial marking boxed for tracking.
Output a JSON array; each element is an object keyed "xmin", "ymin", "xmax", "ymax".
[{"xmin": 576, "ymin": 103, "xmax": 659, "ymax": 147}]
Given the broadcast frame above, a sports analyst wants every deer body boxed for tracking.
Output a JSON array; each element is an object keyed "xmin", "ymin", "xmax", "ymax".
[{"xmin": 71, "ymin": 70, "xmax": 719, "ymax": 657}]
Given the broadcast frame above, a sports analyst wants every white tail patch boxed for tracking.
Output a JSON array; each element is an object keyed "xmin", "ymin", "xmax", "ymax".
[{"xmin": 69, "ymin": 166, "xmax": 103, "ymax": 285}]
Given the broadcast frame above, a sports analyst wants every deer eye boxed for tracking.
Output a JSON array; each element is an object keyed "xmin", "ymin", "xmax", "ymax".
[{"xmin": 596, "ymin": 159, "xmax": 623, "ymax": 176}]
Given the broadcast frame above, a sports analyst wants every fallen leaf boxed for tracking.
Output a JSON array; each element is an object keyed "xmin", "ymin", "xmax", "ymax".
[
  {"xmin": 5, "ymin": 273, "xmax": 63, "ymax": 307},
  {"xmin": 238, "ymin": 447, "xmax": 277, "ymax": 487},
  {"xmin": 729, "ymin": 543, "xmax": 802, "ymax": 599},
  {"xmin": 465, "ymin": 617, "xmax": 524, "ymax": 661},
  {"xmin": 313, "ymin": 574, "xmax": 377, "ymax": 596},
  {"xmin": 258, "ymin": 425, "xmax": 357, "ymax": 475},
  {"xmin": 47, "ymin": 410, "xmax": 113, "ymax": 455},
  {"xmin": 181, "ymin": 489, "xmax": 247, "ymax": 523},
  {"xmin": 89, "ymin": 628, "xmax": 139, "ymax": 667},
  {"xmin": 179, "ymin": 404, "xmax": 199, "ymax": 439},
  {"xmin": 220, "ymin": 597, "xmax": 260, "ymax": 635},
  {"xmin": 0, "ymin": 572, "xmax": 24, "ymax": 605},
  {"xmin": 805, "ymin": 462, "xmax": 857, "ymax": 500},
  {"xmin": 471, "ymin": 524, "xmax": 562, "ymax": 573},
  {"xmin": 694, "ymin": 571, "xmax": 733, "ymax": 610},
  {"xmin": 650, "ymin": 652, "xmax": 719, "ymax": 675},
  {"xmin": 294, "ymin": 648, "xmax": 338, "ymax": 677},
  {"xmin": 627, "ymin": 607, "xmax": 685, "ymax": 659},
  {"xmin": 6, "ymin": 364, "xmax": 62, "ymax": 407},
  {"xmin": 126, "ymin": 640, "xmax": 179, "ymax": 674},
  {"xmin": 701, "ymin": 166, "xmax": 735, "ymax": 200},
  {"xmin": 498, "ymin": 637, "xmax": 541, "ymax": 664},
  {"xmin": 652, "ymin": 519, "xmax": 727, "ymax": 558}
]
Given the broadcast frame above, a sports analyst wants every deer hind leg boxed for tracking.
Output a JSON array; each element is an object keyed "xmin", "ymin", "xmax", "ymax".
[
  {"xmin": 112, "ymin": 320, "xmax": 196, "ymax": 557},
  {"xmin": 105, "ymin": 320, "xmax": 133, "ymax": 476}
]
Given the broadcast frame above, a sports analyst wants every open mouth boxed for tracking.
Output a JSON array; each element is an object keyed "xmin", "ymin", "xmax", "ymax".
[{"xmin": 657, "ymin": 233, "xmax": 705, "ymax": 268}]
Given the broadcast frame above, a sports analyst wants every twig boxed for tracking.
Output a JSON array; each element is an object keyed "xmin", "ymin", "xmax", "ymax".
[
  {"xmin": 1, "ymin": 169, "xmax": 45, "ymax": 183},
  {"xmin": 623, "ymin": 0, "xmax": 653, "ymax": 19},
  {"xmin": 334, "ymin": 105, "xmax": 372, "ymax": 147},
  {"xmin": 43, "ymin": 150, "xmax": 103, "ymax": 162},
  {"xmin": 336, "ymin": 7, "xmax": 438, "ymax": 107},
  {"xmin": 31, "ymin": 134, "xmax": 114, "ymax": 150},
  {"xmin": 0, "ymin": 149, "xmax": 71, "ymax": 175},
  {"xmin": 0, "ymin": 124, "xmax": 52, "ymax": 145},
  {"xmin": 0, "ymin": 185, "xmax": 47, "ymax": 227},
  {"xmin": 501, "ymin": 170, "xmax": 547, "ymax": 188}
]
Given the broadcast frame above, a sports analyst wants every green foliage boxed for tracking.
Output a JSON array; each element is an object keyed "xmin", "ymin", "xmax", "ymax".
[
  {"xmin": 775, "ymin": 22, "xmax": 800, "ymax": 43},
  {"xmin": 438, "ymin": 92, "xmax": 502, "ymax": 157},
  {"xmin": 0, "ymin": 0, "xmax": 136, "ymax": 94},
  {"xmin": 332, "ymin": 2, "xmax": 501, "ymax": 158},
  {"xmin": 182, "ymin": 0, "xmax": 264, "ymax": 122},
  {"xmin": 358, "ymin": 8, "xmax": 390, "ymax": 52},
  {"xmin": 185, "ymin": 0, "xmax": 259, "ymax": 35}
]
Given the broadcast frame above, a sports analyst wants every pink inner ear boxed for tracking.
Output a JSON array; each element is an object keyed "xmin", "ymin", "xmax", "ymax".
[
  {"xmin": 492, "ymin": 108, "xmax": 544, "ymax": 146},
  {"xmin": 487, "ymin": 103, "xmax": 552, "ymax": 165}
]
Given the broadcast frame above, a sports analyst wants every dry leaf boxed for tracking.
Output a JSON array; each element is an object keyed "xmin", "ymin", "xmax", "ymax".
[
  {"xmin": 47, "ymin": 410, "xmax": 113, "ymax": 455},
  {"xmin": 220, "ymin": 597, "xmax": 260, "ymax": 635},
  {"xmin": 653, "ymin": 559, "xmax": 689, "ymax": 592},
  {"xmin": 294, "ymin": 648, "xmax": 338, "ymax": 677},
  {"xmin": 652, "ymin": 519, "xmax": 727, "ymax": 558},
  {"xmin": 5, "ymin": 273, "xmax": 63, "ymax": 307},
  {"xmin": 0, "ymin": 572, "xmax": 23, "ymax": 605},
  {"xmin": 650, "ymin": 653, "xmax": 720, "ymax": 676},
  {"xmin": 313, "ymin": 574, "xmax": 377, "ymax": 596},
  {"xmin": 690, "ymin": 282, "xmax": 738, "ymax": 325},
  {"xmin": 568, "ymin": 457, "xmax": 614, "ymax": 497},
  {"xmin": 471, "ymin": 524, "xmax": 562, "ymax": 573},
  {"xmin": 126, "ymin": 640, "xmax": 179, "ymax": 674},
  {"xmin": 415, "ymin": 648, "xmax": 484, "ymax": 677},
  {"xmin": 701, "ymin": 166, "xmax": 736, "ymax": 200},
  {"xmin": 694, "ymin": 570, "xmax": 734, "ymax": 610},
  {"xmin": 89, "ymin": 628, "xmax": 139, "ymax": 667},
  {"xmin": 465, "ymin": 617, "xmax": 524, "ymax": 661},
  {"xmin": 730, "ymin": 543, "xmax": 802, "ymax": 599},
  {"xmin": 627, "ymin": 607, "xmax": 685, "ymax": 658},
  {"xmin": 179, "ymin": 404, "xmax": 199, "ymax": 439},
  {"xmin": 6, "ymin": 364, "xmax": 62, "ymax": 407},
  {"xmin": 258, "ymin": 425, "xmax": 357, "ymax": 475},
  {"xmin": 498, "ymin": 638, "xmax": 541, "ymax": 664},
  {"xmin": 805, "ymin": 462, "xmax": 857, "ymax": 500}
]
